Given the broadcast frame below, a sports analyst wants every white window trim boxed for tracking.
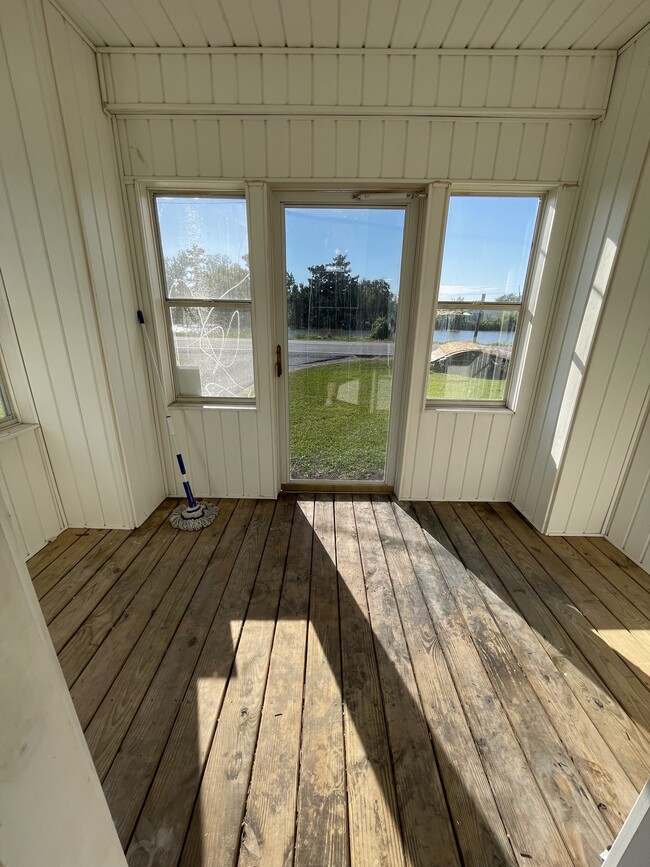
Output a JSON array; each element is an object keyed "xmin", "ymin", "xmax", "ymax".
[
  {"xmin": 426, "ymin": 189, "xmax": 546, "ymax": 411},
  {"xmin": 136, "ymin": 181, "xmax": 257, "ymax": 409}
]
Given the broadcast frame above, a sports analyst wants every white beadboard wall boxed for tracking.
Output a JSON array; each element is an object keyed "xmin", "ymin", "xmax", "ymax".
[
  {"xmin": 548, "ymin": 139, "xmax": 650, "ymax": 535},
  {"xmin": 44, "ymin": 3, "xmax": 165, "ymax": 525},
  {"xmin": 116, "ymin": 116, "xmax": 592, "ymax": 184},
  {"xmin": 513, "ymin": 32, "xmax": 650, "ymax": 531},
  {"xmin": 0, "ymin": 426, "xmax": 64, "ymax": 559},
  {"xmin": 607, "ymin": 405, "xmax": 650, "ymax": 571},
  {"xmin": 100, "ymin": 49, "xmax": 615, "ymax": 118},
  {"xmin": 0, "ymin": 0, "xmax": 149, "ymax": 530},
  {"xmin": 112, "ymin": 44, "xmax": 598, "ymax": 501}
]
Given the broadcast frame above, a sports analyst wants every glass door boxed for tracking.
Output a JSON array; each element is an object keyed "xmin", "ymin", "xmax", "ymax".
[{"xmin": 275, "ymin": 193, "xmax": 418, "ymax": 488}]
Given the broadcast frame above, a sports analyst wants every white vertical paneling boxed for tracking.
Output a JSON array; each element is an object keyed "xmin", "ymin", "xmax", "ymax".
[
  {"xmin": 221, "ymin": 411, "xmax": 244, "ymax": 494},
  {"xmin": 202, "ymin": 410, "xmax": 228, "ymax": 495},
  {"xmin": 237, "ymin": 53, "xmax": 263, "ymax": 104},
  {"xmin": 448, "ymin": 123, "xmax": 477, "ymax": 178},
  {"xmin": 514, "ymin": 32, "xmax": 650, "ymax": 531},
  {"xmin": 186, "ymin": 53, "xmax": 212, "ymax": 103},
  {"xmin": 516, "ymin": 123, "xmax": 546, "ymax": 179},
  {"xmin": 471, "ymin": 122, "xmax": 500, "ymax": 177},
  {"xmin": 219, "ymin": 118, "xmax": 245, "ymax": 176},
  {"xmin": 403, "ymin": 120, "xmax": 430, "ymax": 178},
  {"xmin": 460, "ymin": 413, "xmax": 492, "ymax": 499},
  {"xmin": 511, "ymin": 54, "xmax": 541, "ymax": 106},
  {"xmin": 263, "ymin": 54, "xmax": 289, "ymax": 104},
  {"xmin": 409, "ymin": 414, "xmax": 437, "ymax": 500},
  {"xmin": 536, "ymin": 55, "xmax": 567, "ymax": 108},
  {"xmin": 45, "ymin": 5, "xmax": 165, "ymax": 525},
  {"xmin": 288, "ymin": 119, "xmax": 312, "ymax": 177},
  {"xmin": 428, "ymin": 414, "xmax": 457, "ymax": 496},
  {"xmin": 147, "ymin": 117, "xmax": 176, "ymax": 178},
  {"xmin": 437, "ymin": 55, "xmax": 464, "ymax": 105},
  {"xmin": 0, "ymin": 427, "xmax": 64, "ymax": 559},
  {"xmin": 607, "ymin": 408, "xmax": 650, "ymax": 571},
  {"xmin": 102, "ymin": 49, "xmax": 615, "ymax": 116},
  {"xmin": 287, "ymin": 54, "xmax": 312, "ymax": 104},
  {"xmin": 119, "ymin": 116, "xmax": 591, "ymax": 183},
  {"xmin": 172, "ymin": 118, "xmax": 200, "ymax": 174},
  {"xmin": 242, "ymin": 118, "xmax": 267, "ymax": 176},
  {"xmin": 386, "ymin": 54, "xmax": 414, "ymax": 106},
  {"xmin": 335, "ymin": 120, "xmax": 359, "ymax": 177},
  {"xmin": 0, "ymin": 0, "xmax": 132, "ymax": 528},
  {"xmin": 135, "ymin": 53, "xmax": 164, "ymax": 102},
  {"xmin": 312, "ymin": 54, "xmax": 338, "ymax": 104},
  {"xmin": 161, "ymin": 54, "xmax": 190, "ymax": 103},
  {"xmin": 358, "ymin": 119, "xmax": 384, "ymax": 177},
  {"xmin": 443, "ymin": 415, "xmax": 474, "ymax": 499},
  {"xmin": 266, "ymin": 118, "xmax": 291, "ymax": 177},
  {"xmin": 460, "ymin": 55, "xmax": 490, "ymax": 106},
  {"xmin": 485, "ymin": 54, "xmax": 516, "ymax": 104},
  {"xmin": 493, "ymin": 122, "xmax": 524, "ymax": 179},
  {"xmin": 338, "ymin": 54, "xmax": 363, "ymax": 105},
  {"xmin": 411, "ymin": 52, "xmax": 439, "ymax": 105},
  {"xmin": 547, "ymin": 139, "xmax": 650, "ymax": 535},
  {"xmin": 380, "ymin": 120, "xmax": 407, "ymax": 177},
  {"xmin": 210, "ymin": 54, "xmax": 238, "ymax": 103},
  {"xmin": 312, "ymin": 118, "xmax": 336, "ymax": 177}
]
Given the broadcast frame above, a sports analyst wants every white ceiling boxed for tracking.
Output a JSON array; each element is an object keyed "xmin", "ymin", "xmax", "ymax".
[{"xmin": 54, "ymin": 0, "xmax": 650, "ymax": 50}]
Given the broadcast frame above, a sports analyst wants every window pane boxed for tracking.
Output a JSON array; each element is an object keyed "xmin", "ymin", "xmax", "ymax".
[
  {"xmin": 170, "ymin": 306, "xmax": 254, "ymax": 399},
  {"xmin": 438, "ymin": 196, "xmax": 540, "ymax": 303},
  {"xmin": 155, "ymin": 196, "xmax": 250, "ymax": 300},
  {"xmin": 0, "ymin": 389, "xmax": 12, "ymax": 422},
  {"xmin": 284, "ymin": 206, "xmax": 406, "ymax": 480},
  {"xmin": 428, "ymin": 309, "xmax": 519, "ymax": 401}
]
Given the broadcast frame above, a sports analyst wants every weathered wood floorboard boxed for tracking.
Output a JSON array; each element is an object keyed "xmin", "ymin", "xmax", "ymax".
[{"xmin": 29, "ymin": 496, "xmax": 650, "ymax": 867}]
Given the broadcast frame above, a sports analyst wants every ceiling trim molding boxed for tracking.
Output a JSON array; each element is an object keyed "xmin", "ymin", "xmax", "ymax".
[
  {"xmin": 96, "ymin": 45, "xmax": 617, "ymax": 58},
  {"xmin": 107, "ymin": 106, "xmax": 603, "ymax": 120}
]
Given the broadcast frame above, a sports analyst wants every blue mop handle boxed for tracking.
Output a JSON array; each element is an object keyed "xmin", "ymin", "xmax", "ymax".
[{"xmin": 175, "ymin": 452, "xmax": 197, "ymax": 509}]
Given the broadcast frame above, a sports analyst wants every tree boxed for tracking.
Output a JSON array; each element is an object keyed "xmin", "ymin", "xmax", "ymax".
[
  {"xmin": 286, "ymin": 254, "xmax": 396, "ymax": 336},
  {"xmin": 163, "ymin": 244, "xmax": 250, "ymax": 300}
]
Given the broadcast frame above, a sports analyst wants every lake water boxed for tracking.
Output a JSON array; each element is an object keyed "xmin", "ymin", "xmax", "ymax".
[{"xmin": 433, "ymin": 329, "xmax": 515, "ymax": 345}]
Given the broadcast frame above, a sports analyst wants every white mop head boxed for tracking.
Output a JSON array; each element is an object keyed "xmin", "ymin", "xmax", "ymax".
[{"xmin": 169, "ymin": 501, "xmax": 219, "ymax": 531}]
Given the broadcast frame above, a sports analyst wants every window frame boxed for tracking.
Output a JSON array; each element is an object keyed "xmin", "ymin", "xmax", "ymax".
[
  {"xmin": 0, "ymin": 364, "xmax": 16, "ymax": 429},
  {"xmin": 149, "ymin": 189, "xmax": 256, "ymax": 407},
  {"xmin": 426, "ymin": 190, "xmax": 545, "ymax": 409}
]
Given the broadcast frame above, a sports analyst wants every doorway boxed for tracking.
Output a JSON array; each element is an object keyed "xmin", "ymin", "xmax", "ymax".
[{"xmin": 273, "ymin": 191, "xmax": 421, "ymax": 490}]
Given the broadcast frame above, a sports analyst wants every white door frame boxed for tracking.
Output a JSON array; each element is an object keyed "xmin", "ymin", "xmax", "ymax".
[{"xmin": 270, "ymin": 188, "xmax": 424, "ymax": 490}]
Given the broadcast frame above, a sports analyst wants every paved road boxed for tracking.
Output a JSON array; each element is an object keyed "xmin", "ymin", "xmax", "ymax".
[
  {"xmin": 287, "ymin": 339, "xmax": 394, "ymax": 370},
  {"xmin": 172, "ymin": 336, "xmax": 394, "ymax": 397}
]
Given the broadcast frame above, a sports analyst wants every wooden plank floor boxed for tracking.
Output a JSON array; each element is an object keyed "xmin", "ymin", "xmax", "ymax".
[{"xmin": 28, "ymin": 496, "xmax": 650, "ymax": 867}]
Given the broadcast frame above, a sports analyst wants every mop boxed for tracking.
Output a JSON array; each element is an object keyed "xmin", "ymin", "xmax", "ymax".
[{"xmin": 137, "ymin": 310, "xmax": 218, "ymax": 531}]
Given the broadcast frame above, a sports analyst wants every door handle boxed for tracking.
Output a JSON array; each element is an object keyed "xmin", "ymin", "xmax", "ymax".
[{"xmin": 276, "ymin": 344, "xmax": 282, "ymax": 377}]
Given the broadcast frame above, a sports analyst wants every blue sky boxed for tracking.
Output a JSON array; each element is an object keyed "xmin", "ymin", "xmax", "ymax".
[{"xmin": 156, "ymin": 195, "xmax": 540, "ymax": 301}]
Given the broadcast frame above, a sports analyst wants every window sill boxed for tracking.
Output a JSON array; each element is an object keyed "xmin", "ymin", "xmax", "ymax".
[
  {"xmin": 425, "ymin": 404, "xmax": 515, "ymax": 416},
  {"xmin": 168, "ymin": 401, "xmax": 257, "ymax": 412},
  {"xmin": 0, "ymin": 422, "xmax": 39, "ymax": 442}
]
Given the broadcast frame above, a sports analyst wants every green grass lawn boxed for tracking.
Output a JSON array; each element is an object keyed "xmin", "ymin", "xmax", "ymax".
[
  {"xmin": 289, "ymin": 359, "xmax": 503, "ymax": 479},
  {"xmin": 426, "ymin": 371, "xmax": 505, "ymax": 400},
  {"xmin": 289, "ymin": 359, "xmax": 391, "ymax": 480}
]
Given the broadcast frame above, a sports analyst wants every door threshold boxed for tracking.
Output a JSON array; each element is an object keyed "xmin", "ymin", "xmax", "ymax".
[{"xmin": 282, "ymin": 482, "xmax": 394, "ymax": 494}]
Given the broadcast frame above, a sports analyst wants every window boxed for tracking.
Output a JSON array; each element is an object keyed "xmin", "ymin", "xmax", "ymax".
[
  {"xmin": 152, "ymin": 193, "xmax": 254, "ymax": 403},
  {"xmin": 428, "ymin": 194, "xmax": 542, "ymax": 405},
  {"xmin": 0, "ymin": 359, "xmax": 15, "ymax": 428}
]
